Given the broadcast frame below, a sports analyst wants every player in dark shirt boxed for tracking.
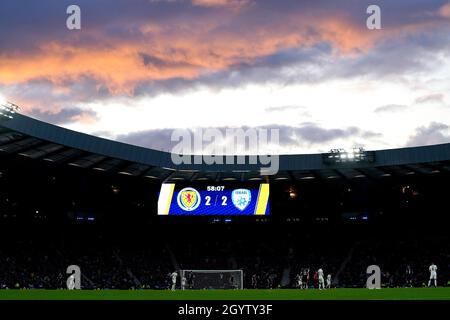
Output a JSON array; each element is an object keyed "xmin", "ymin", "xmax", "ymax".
[{"xmin": 302, "ymin": 268, "xmax": 309, "ymax": 289}]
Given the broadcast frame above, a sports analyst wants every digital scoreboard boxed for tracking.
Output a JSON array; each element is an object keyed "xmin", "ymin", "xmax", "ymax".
[{"xmin": 158, "ymin": 183, "xmax": 269, "ymax": 215}]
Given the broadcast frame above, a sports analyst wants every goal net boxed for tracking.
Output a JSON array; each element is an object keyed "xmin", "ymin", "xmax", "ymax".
[{"xmin": 180, "ymin": 270, "xmax": 243, "ymax": 290}]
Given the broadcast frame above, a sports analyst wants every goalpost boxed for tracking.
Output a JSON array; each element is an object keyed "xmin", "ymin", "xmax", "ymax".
[{"xmin": 180, "ymin": 270, "xmax": 244, "ymax": 290}]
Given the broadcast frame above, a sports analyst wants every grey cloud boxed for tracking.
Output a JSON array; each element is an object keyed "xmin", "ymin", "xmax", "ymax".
[
  {"xmin": 132, "ymin": 43, "xmax": 332, "ymax": 96},
  {"xmin": 114, "ymin": 128, "xmax": 177, "ymax": 152},
  {"xmin": 414, "ymin": 93, "xmax": 445, "ymax": 104},
  {"xmin": 265, "ymin": 105, "xmax": 311, "ymax": 118},
  {"xmin": 406, "ymin": 122, "xmax": 450, "ymax": 147},
  {"xmin": 374, "ymin": 104, "xmax": 408, "ymax": 113},
  {"xmin": 29, "ymin": 107, "xmax": 98, "ymax": 125},
  {"xmin": 132, "ymin": 28, "xmax": 450, "ymax": 97},
  {"xmin": 110, "ymin": 123, "xmax": 382, "ymax": 152},
  {"xmin": 331, "ymin": 29, "xmax": 450, "ymax": 81},
  {"xmin": 293, "ymin": 125, "xmax": 359, "ymax": 144},
  {"xmin": 362, "ymin": 131, "xmax": 383, "ymax": 139},
  {"xmin": 139, "ymin": 52, "xmax": 196, "ymax": 69},
  {"xmin": 265, "ymin": 105, "xmax": 306, "ymax": 112},
  {"xmin": 2, "ymin": 77, "xmax": 112, "ymax": 110}
]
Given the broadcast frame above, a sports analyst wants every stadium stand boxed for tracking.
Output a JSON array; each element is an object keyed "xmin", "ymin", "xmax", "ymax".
[{"xmin": 0, "ymin": 112, "xmax": 449, "ymax": 289}]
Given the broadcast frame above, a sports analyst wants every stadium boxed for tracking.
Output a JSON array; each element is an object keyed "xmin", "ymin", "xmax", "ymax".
[
  {"xmin": 0, "ymin": 103, "xmax": 449, "ymax": 300},
  {"xmin": 1, "ymin": 1, "xmax": 450, "ymax": 307}
]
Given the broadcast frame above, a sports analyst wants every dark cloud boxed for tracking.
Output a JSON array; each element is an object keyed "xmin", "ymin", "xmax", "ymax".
[
  {"xmin": 0, "ymin": 77, "xmax": 112, "ymax": 115},
  {"xmin": 287, "ymin": 124, "xmax": 381, "ymax": 145},
  {"xmin": 407, "ymin": 122, "xmax": 450, "ymax": 147},
  {"xmin": 109, "ymin": 123, "xmax": 382, "ymax": 152},
  {"xmin": 132, "ymin": 43, "xmax": 332, "ymax": 96},
  {"xmin": 332, "ymin": 30, "xmax": 450, "ymax": 81},
  {"xmin": 139, "ymin": 53, "xmax": 196, "ymax": 69},
  {"xmin": 0, "ymin": 0, "xmax": 194, "ymax": 51},
  {"xmin": 114, "ymin": 128, "xmax": 177, "ymax": 152},
  {"xmin": 374, "ymin": 104, "xmax": 408, "ymax": 113},
  {"xmin": 1, "ymin": 0, "xmax": 448, "ymax": 52}
]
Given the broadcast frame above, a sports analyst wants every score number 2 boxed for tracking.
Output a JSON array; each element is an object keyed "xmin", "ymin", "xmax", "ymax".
[{"xmin": 205, "ymin": 195, "xmax": 228, "ymax": 206}]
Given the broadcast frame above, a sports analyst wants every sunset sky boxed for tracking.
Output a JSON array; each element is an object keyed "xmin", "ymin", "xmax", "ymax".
[{"xmin": 1, "ymin": 0, "xmax": 450, "ymax": 154}]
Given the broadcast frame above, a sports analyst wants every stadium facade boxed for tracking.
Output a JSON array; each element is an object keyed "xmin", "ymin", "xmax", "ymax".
[
  {"xmin": 1, "ymin": 112, "xmax": 450, "ymax": 181},
  {"xmin": 0, "ymin": 109, "xmax": 449, "ymax": 291}
]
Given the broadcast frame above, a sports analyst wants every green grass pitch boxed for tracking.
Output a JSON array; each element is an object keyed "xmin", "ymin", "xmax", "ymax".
[{"xmin": 0, "ymin": 288, "xmax": 449, "ymax": 300}]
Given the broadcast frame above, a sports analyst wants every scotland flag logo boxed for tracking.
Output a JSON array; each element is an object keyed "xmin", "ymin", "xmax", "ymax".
[
  {"xmin": 232, "ymin": 189, "xmax": 252, "ymax": 211},
  {"xmin": 177, "ymin": 187, "xmax": 201, "ymax": 211}
]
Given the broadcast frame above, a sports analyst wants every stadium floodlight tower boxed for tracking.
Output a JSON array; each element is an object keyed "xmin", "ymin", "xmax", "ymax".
[
  {"xmin": 180, "ymin": 269, "xmax": 243, "ymax": 290},
  {"xmin": 323, "ymin": 146, "xmax": 375, "ymax": 165},
  {"xmin": 0, "ymin": 100, "xmax": 20, "ymax": 121}
]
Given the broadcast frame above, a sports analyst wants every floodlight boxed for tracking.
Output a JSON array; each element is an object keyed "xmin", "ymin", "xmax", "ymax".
[
  {"xmin": 322, "ymin": 147, "xmax": 375, "ymax": 165},
  {"xmin": 0, "ymin": 101, "xmax": 20, "ymax": 120}
]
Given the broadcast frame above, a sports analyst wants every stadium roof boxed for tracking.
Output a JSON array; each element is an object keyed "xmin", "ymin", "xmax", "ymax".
[{"xmin": 1, "ymin": 112, "xmax": 450, "ymax": 182}]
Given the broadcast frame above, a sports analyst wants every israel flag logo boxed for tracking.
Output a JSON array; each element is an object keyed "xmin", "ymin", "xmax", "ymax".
[{"xmin": 232, "ymin": 189, "xmax": 252, "ymax": 211}]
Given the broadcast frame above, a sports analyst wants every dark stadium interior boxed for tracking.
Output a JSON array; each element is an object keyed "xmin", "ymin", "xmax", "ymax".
[{"xmin": 0, "ymin": 149, "xmax": 449, "ymax": 290}]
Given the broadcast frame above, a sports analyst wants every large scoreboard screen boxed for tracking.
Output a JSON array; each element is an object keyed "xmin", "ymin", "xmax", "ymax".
[{"xmin": 158, "ymin": 183, "xmax": 269, "ymax": 215}]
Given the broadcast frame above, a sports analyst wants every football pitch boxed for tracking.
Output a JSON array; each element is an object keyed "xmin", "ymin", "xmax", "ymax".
[{"xmin": 0, "ymin": 288, "xmax": 449, "ymax": 300}]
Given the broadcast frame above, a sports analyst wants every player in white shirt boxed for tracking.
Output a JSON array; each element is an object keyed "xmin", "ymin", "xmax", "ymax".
[
  {"xmin": 326, "ymin": 274, "xmax": 332, "ymax": 289},
  {"xmin": 67, "ymin": 274, "xmax": 76, "ymax": 290},
  {"xmin": 318, "ymin": 268, "xmax": 325, "ymax": 290},
  {"xmin": 171, "ymin": 271, "xmax": 178, "ymax": 291},
  {"xmin": 405, "ymin": 265, "xmax": 413, "ymax": 287},
  {"xmin": 428, "ymin": 263, "xmax": 437, "ymax": 287},
  {"xmin": 181, "ymin": 276, "xmax": 187, "ymax": 290},
  {"xmin": 295, "ymin": 274, "xmax": 302, "ymax": 288}
]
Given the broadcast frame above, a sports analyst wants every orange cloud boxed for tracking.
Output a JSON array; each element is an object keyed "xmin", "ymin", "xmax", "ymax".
[
  {"xmin": 438, "ymin": 2, "xmax": 450, "ymax": 18},
  {"xmin": 191, "ymin": 0, "xmax": 251, "ymax": 8},
  {"xmin": 0, "ymin": 11, "xmax": 435, "ymax": 95},
  {"xmin": 0, "ymin": 42, "xmax": 201, "ymax": 95},
  {"xmin": 71, "ymin": 112, "xmax": 98, "ymax": 125}
]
